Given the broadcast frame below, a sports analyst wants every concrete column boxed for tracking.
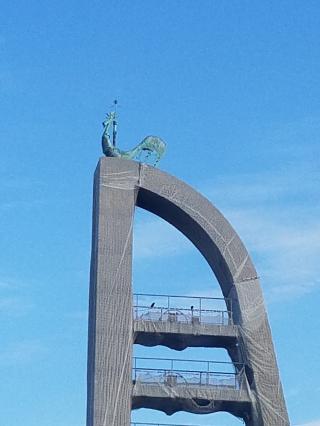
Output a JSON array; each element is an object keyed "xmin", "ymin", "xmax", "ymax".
[{"xmin": 86, "ymin": 159, "xmax": 139, "ymax": 426}]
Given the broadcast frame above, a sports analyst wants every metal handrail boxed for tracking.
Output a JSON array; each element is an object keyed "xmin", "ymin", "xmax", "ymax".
[
  {"xmin": 131, "ymin": 424, "xmax": 203, "ymax": 426},
  {"xmin": 133, "ymin": 368, "xmax": 241, "ymax": 390},
  {"xmin": 131, "ymin": 423, "xmax": 207, "ymax": 426},
  {"xmin": 131, "ymin": 422, "xmax": 244, "ymax": 426},
  {"xmin": 135, "ymin": 367, "xmax": 237, "ymax": 375},
  {"xmin": 132, "ymin": 357, "xmax": 244, "ymax": 390},
  {"xmin": 133, "ymin": 293, "xmax": 233, "ymax": 325},
  {"xmin": 134, "ymin": 356, "xmax": 243, "ymax": 368},
  {"xmin": 131, "ymin": 422, "xmax": 245, "ymax": 426},
  {"xmin": 134, "ymin": 292, "xmax": 229, "ymax": 301}
]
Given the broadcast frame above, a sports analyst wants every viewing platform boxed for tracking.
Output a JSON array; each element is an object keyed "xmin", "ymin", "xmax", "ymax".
[
  {"xmin": 133, "ymin": 294, "xmax": 238, "ymax": 350},
  {"xmin": 132, "ymin": 357, "xmax": 251, "ymax": 417}
]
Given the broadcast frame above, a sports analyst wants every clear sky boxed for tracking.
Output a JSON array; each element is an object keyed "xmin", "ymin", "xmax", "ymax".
[{"xmin": 1, "ymin": 1, "xmax": 319, "ymax": 425}]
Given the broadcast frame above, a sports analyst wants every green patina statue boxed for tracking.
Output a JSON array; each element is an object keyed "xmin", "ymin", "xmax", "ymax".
[{"xmin": 101, "ymin": 111, "xmax": 166, "ymax": 166}]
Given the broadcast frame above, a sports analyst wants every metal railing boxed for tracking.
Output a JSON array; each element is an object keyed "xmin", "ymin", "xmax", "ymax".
[
  {"xmin": 131, "ymin": 422, "xmax": 245, "ymax": 426},
  {"xmin": 133, "ymin": 293, "xmax": 233, "ymax": 326},
  {"xmin": 133, "ymin": 357, "xmax": 243, "ymax": 390},
  {"xmin": 131, "ymin": 424, "xmax": 205, "ymax": 426},
  {"xmin": 132, "ymin": 422, "xmax": 245, "ymax": 426}
]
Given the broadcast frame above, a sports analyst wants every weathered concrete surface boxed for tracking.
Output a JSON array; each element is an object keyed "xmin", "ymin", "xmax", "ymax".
[
  {"xmin": 86, "ymin": 160, "xmax": 138, "ymax": 426},
  {"xmin": 87, "ymin": 157, "xmax": 290, "ymax": 426},
  {"xmin": 132, "ymin": 381, "xmax": 251, "ymax": 418},
  {"xmin": 134, "ymin": 319, "xmax": 238, "ymax": 350}
]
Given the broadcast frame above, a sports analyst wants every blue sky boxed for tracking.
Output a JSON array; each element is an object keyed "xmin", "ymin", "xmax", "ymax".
[{"xmin": 1, "ymin": 1, "xmax": 320, "ymax": 425}]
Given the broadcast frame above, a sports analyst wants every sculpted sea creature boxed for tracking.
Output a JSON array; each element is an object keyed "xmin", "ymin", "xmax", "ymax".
[{"xmin": 101, "ymin": 112, "xmax": 166, "ymax": 166}]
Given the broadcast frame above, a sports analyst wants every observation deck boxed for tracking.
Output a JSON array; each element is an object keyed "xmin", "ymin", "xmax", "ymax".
[
  {"xmin": 132, "ymin": 357, "xmax": 251, "ymax": 417},
  {"xmin": 133, "ymin": 294, "xmax": 238, "ymax": 350}
]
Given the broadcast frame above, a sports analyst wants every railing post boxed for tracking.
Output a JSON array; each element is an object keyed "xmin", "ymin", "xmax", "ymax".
[
  {"xmin": 136, "ymin": 294, "xmax": 139, "ymax": 320},
  {"xmin": 134, "ymin": 358, "xmax": 137, "ymax": 381}
]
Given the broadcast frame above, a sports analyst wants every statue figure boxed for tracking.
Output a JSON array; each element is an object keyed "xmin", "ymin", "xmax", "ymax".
[{"xmin": 101, "ymin": 111, "xmax": 166, "ymax": 166}]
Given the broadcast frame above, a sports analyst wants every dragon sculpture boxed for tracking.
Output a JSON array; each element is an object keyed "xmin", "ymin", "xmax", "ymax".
[{"xmin": 101, "ymin": 111, "xmax": 166, "ymax": 166}]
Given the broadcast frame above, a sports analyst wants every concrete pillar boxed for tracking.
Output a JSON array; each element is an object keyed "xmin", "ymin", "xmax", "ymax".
[{"xmin": 86, "ymin": 159, "xmax": 139, "ymax": 426}]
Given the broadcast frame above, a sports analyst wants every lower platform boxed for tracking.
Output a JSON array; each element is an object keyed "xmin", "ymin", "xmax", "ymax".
[{"xmin": 132, "ymin": 381, "xmax": 252, "ymax": 419}]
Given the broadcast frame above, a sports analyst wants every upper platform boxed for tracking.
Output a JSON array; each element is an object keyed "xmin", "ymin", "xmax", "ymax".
[{"xmin": 133, "ymin": 293, "xmax": 238, "ymax": 350}]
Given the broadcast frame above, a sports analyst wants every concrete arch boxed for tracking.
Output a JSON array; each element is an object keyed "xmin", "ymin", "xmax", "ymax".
[
  {"xmin": 132, "ymin": 162, "xmax": 289, "ymax": 425},
  {"xmin": 136, "ymin": 166, "xmax": 256, "ymax": 305},
  {"xmin": 87, "ymin": 158, "xmax": 289, "ymax": 426}
]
